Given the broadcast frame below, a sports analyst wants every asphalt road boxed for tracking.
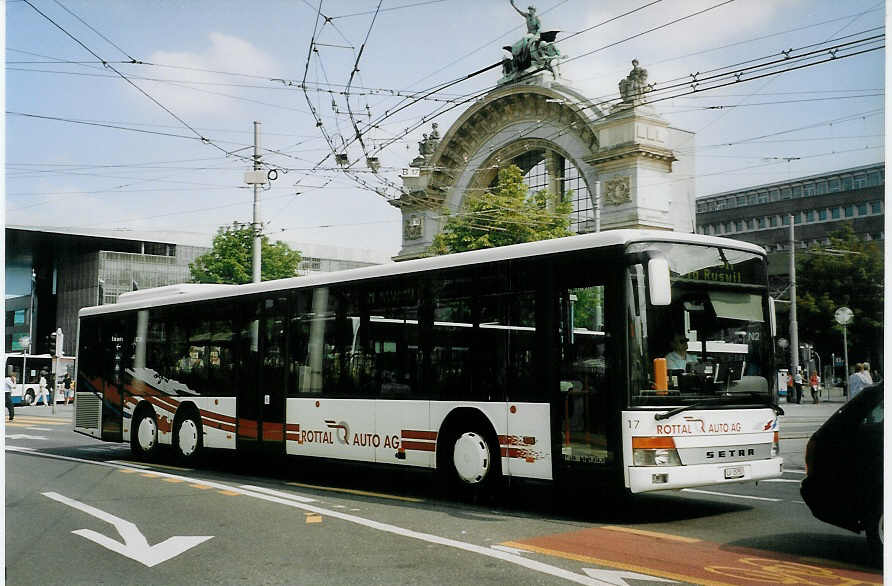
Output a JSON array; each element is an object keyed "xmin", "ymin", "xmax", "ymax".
[{"xmin": 4, "ymin": 395, "xmax": 883, "ymax": 586}]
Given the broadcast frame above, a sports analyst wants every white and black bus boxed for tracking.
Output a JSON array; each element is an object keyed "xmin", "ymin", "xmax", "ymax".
[{"xmin": 74, "ymin": 230, "xmax": 782, "ymax": 494}]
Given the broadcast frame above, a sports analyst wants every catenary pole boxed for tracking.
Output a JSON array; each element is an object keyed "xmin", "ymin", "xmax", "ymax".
[
  {"xmin": 252, "ymin": 121, "xmax": 262, "ymax": 284},
  {"xmin": 789, "ymin": 216, "xmax": 799, "ymax": 385}
]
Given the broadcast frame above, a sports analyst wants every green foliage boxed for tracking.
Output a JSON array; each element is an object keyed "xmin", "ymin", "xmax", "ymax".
[
  {"xmin": 190, "ymin": 222, "xmax": 302, "ymax": 284},
  {"xmin": 430, "ymin": 164, "xmax": 573, "ymax": 254},
  {"xmin": 795, "ymin": 224, "xmax": 883, "ymax": 366}
]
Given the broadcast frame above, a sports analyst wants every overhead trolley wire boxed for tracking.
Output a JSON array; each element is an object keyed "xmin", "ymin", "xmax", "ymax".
[{"xmin": 21, "ymin": 0, "xmax": 251, "ymax": 162}]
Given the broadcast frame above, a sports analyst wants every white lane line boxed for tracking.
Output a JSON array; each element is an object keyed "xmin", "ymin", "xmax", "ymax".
[
  {"xmin": 7, "ymin": 447, "xmax": 612, "ymax": 585},
  {"xmin": 107, "ymin": 460, "xmax": 150, "ymax": 469},
  {"xmin": 240, "ymin": 485, "xmax": 316, "ymax": 503},
  {"xmin": 760, "ymin": 479, "xmax": 801, "ymax": 483},
  {"xmin": 681, "ymin": 488, "xmax": 782, "ymax": 502},
  {"xmin": 784, "ymin": 469, "xmax": 806, "ymax": 475}
]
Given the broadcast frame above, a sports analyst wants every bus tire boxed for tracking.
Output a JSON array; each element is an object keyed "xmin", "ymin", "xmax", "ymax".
[
  {"xmin": 438, "ymin": 419, "xmax": 501, "ymax": 500},
  {"xmin": 131, "ymin": 406, "xmax": 159, "ymax": 461},
  {"xmin": 173, "ymin": 409, "xmax": 203, "ymax": 464},
  {"xmin": 24, "ymin": 390, "xmax": 35, "ymax": 406}
]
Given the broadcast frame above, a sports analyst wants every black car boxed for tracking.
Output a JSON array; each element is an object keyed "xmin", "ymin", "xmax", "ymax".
[{"xmin": 801, "ymin": 383, "xmax": 883, "ymax": 563}]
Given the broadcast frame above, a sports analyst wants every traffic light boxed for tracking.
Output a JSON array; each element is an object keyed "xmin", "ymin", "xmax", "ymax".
[{"xmin": 48, "ymin": 328, "xmax": 63, "ymax": 357}]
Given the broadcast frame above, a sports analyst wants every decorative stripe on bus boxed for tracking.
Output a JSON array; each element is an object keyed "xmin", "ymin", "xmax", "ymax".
[
  {"xmin": 262, "ymin": 423, "xmax": 284, "ymax": 441},
  {"xmin": 498, "ymin": 435, "xmax": 539, "ymax": 463},
  {"xmin": 238, "ymin": 418, "xmax": 258, "ymax": 437},
  {"xmin": 399, "ymin": 430, "xmax": 437, "ymax": 453},
  {"xmin": 285, "ymin": 423, "xmax": 301, "ymax": 442}
]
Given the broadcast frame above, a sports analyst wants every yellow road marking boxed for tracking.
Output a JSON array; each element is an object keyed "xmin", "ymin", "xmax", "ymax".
[
  {"xmin": 141, "ymin": 462, "xmax": 193, "ymax": 472},
  {"xmin": 112, "ymin": 460, "xmax": 192, "ymax": 472},
  {"xmin": 118, "ymin": 469, "xmax": 139, "ymax": 474},
  {"xmin": 305, "ymin": 513, "xmax": 323, "ymax": 524},
  {"xmin": 217, "ymin": 490, "xmax": 240, "ymax": 496},
  {"xmin": 601, "ymin": 525, "xmax": 701, "ymax": 543},
  {"xmin": 140, "ymin": 473, "xmax": 160, "ymax": 478},
  {"xmin": 190, "ymin": 484, "xmax": 214, "ymax": 490},
  {"xmin": 499, "ymin": 541, "xmax": 737, "ymax": 586},
  {"xmin": 163, "ymin": 478, "xmax": 185, "ymax": 483},
  {"xmin": 285, "ymin": 481, "xmax": 423, "ymax": 503}
]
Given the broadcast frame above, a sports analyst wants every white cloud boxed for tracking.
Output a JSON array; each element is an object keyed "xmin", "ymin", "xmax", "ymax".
[{"xmin": 137, "ymin": 33, "xmax": 283, "ymax": 118}]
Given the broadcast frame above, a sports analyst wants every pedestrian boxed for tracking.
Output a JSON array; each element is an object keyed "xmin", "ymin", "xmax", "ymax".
[
  {"xmin": 848, "ymin": 363, "xmax": 866, "ymax": 401},
  {"xmin": 4, "ymin": 373, "xmax": 15, "ymax": 421},
  {"xmin": 793, "ymin": 369, "xmax": 803, "ymax": 404},
  {"xmin": 860, "ymin": 363, "xmax": 874, "ymax": 387},
  {"xmin": 35, "ymin": 370, "xmax": 49, "ymax": 407},
  {"xmin": 62, "ymin": 373, "xmax": 73, "ymax": 404},
  {"xmin": 786, "ymin": 372, "xmax": 794, "ymax": 403},
  {"xmin": 809, "ymin": 371, "xmax": 820, "ymax": 404}
]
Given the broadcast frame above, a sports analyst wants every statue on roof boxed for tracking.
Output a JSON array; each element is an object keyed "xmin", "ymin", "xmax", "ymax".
[
  {"xmin": 500, "ymin": 1, "xmax": 561, "ymax": 84},
  {"xmin": 618, "ymin": 59, "xmax": 653, "ymax": 106},
  {"xmin": 510, "ymin": 1, "xmax": 541, "ymax": 35}
]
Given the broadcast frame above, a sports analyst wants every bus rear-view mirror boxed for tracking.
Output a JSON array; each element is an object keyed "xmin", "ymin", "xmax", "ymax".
[{"xmin": 648, "ymin": 257, "xmax": 671, "ymax": 306}]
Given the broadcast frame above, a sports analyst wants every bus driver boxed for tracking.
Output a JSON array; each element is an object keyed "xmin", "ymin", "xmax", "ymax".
[{"xmin": 665, "ymin": 334, "xmax": 696, "ymax": 372}]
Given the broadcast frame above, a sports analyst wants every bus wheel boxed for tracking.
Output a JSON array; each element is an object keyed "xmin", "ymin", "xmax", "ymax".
[
  {"xmin": 441, "ymin": 427, "xmax": 500, "ymax": 499},
  {"xmin": 173, "ymin": 412, "xmax": 203, "ymax": 464},
  {"xmin": 131, "ymin": 409, "xmax": 159, "ymax": 460},
  {"xmin": 24, "ymin": 390, "xmax": 35, "ymax": 406}
]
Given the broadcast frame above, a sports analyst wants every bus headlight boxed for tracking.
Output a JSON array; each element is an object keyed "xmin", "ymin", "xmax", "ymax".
[{"xmin": 632, "ymin": 437, "xmax": 682, "ymax": 466}]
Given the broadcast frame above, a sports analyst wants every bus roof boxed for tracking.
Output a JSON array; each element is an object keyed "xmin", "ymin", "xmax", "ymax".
[{"xmin": 79, "ymin": 230, "xmax": 765, "ymax": 317}]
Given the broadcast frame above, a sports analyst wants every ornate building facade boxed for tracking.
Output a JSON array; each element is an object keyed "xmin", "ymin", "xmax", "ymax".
[{"xmin": 392, "ymin": 10, "xmax": 696, "ymax": 260}]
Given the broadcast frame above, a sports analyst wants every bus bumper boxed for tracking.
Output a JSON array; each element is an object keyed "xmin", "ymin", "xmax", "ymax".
[{"xmin": 627, "ymin": 456, "xmax": 784, "ymax": 493}]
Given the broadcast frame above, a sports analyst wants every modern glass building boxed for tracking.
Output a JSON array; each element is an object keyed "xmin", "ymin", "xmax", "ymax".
[{"xmin": 5, "ymin": 226, "xmax": 391, "ymax": 356}]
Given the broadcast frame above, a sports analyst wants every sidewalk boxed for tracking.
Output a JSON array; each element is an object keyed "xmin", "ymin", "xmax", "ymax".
[
  {"xmin": 778, "ymin": 384, "xmax": 847, "ymax": 420},
  {"xmin": 8, "ymin": 402, "xmax": 74, "ymax": 421}
]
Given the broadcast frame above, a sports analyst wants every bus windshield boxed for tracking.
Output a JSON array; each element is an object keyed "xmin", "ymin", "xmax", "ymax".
[{"xmin": 626, "ymin": 242, "xmax": 772, "ymax": 407}]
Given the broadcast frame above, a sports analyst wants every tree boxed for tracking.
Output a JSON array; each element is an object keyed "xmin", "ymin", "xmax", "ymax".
[
  {"xmin": 430, "ymin": 164, "xmax": 573, "ymax": 255},
  {"xmin": 795, "ymin": 224, "xmax": 883, "ymax": 371},
  {"xmin": 190, "ymin": 222, "xmax": 302, "ymax": 284}
]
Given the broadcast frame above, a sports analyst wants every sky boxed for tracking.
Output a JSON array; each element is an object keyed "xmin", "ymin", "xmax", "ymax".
[{"xmin": 4, "ymin": 0, "xmax": 886, "ymax": 259}]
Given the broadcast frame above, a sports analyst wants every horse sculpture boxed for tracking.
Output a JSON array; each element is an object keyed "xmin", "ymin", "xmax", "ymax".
[{"xmin": 501, "ymin": 29, "xmax": 560, "ymax": 81}]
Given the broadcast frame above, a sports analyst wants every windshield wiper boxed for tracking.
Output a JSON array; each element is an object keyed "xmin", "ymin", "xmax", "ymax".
[
  {"xmin": 654, "ymin": 400, "xmax": 721, "ymax": 421},
  {"xmin": 654, "ymin": 396, "xmax": 784, "ymax": 420}
]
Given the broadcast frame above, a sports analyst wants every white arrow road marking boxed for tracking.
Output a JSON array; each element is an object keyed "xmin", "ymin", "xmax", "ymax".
[
  {"xmin": 43, "ymin": 491, "xmax": 212, "ymax": 567},
  {"xmin": 583, "ymin": 567, "xmax": 679, "ymax": 585},
  {"xmin": 14, "ymin": 450, "xmax": 610, "ymax": 584},
  {"xmin": 6, "ymin": 434, "xmax": 48, "ymax": 440}
]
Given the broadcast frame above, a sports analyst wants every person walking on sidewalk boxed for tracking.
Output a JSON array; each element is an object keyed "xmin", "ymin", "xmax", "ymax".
[
  {"xmin": 4, "ymin": 373, "xmax": 15, "ymax": 421},
  {"xmin": 848, "ymin": 363, "xmax": 866, "ymax": 401},
  {"xmin": 809, "ymin": 371, "xmax": 820, "ymax": 404},
  {"xmin": 793, "ymin": 370, "xmax": 803, "ymax": 404},
  {"xmin": 62, "ymin": 373, "xmax": 73, "ymax": 404},
  {"xmin": 35, "ymin": 370, "xmax": 49, "ymax": 407}
]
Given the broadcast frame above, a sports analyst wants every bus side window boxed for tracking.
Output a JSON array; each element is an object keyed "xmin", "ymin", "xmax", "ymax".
[{"xmin": 288, "ymin": 291, "xmax": 314, "ymax": 396}]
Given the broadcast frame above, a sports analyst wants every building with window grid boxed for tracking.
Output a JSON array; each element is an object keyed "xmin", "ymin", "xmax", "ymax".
[{"xmin": 695, "ymin": 163, "xmax": 884, "ymax": 255}]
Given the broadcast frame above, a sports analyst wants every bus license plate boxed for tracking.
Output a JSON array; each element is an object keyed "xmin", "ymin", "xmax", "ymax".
[{"xmin": 724, "ymin": 466, "xmax": 745, "ymax": 480}]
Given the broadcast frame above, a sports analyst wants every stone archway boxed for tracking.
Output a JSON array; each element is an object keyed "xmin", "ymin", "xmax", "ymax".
[
  {"xmin": 393, "ymin": 72, "xmax": 693, "ymax": 260},
  {"xmin": 394, "ymin": 81, "xmax": 603, "ymax": 260}
]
